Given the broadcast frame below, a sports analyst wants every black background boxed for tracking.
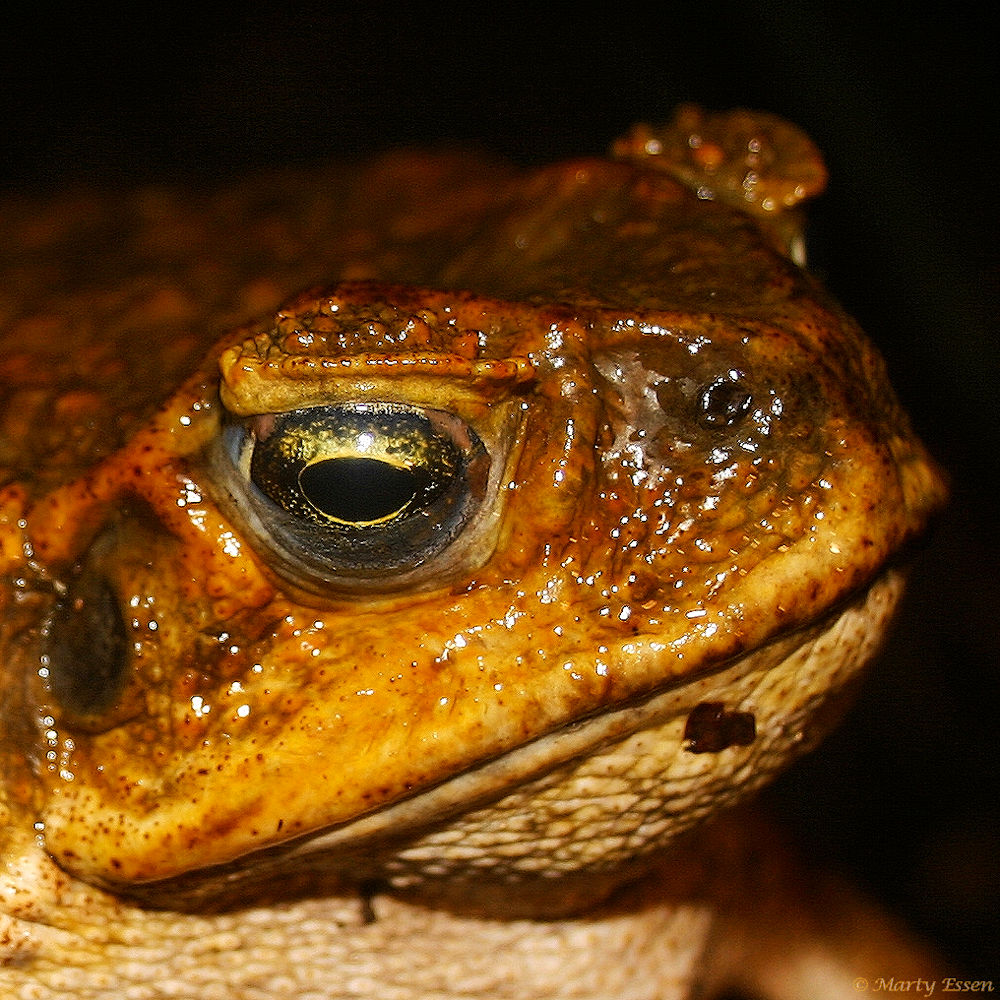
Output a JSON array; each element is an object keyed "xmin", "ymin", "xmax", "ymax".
[{"xmin": 3, "ymin": 1, "xmax": 997, "ymax": 975}]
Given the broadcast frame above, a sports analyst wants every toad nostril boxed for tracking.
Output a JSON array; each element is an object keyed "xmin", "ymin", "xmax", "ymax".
[
  {"xmin": 47, "ymin": 572, "xmax": 128, "ymax": 717},
  {"xmin": 696, "ymin": 374, "xmax": 752, "ymax": 429}
]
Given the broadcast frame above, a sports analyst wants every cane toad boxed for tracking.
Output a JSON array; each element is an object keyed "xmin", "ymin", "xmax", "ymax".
[{"xmin": 0, "ymin": 107, "xmax": 947, "ymax": 998}]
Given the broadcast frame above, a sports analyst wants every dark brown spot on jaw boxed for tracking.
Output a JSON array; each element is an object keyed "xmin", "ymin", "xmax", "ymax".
[{"xmin": 683, "ymin": 701, "xmax": 757, "ymax": 753}]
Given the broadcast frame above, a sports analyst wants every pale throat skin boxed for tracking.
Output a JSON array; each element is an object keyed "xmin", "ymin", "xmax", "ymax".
[{"xmin": 0, "ymin": 107, "xmax": 947, "ymax": 998}]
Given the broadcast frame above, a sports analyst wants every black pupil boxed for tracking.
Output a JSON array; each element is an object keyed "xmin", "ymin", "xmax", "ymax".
[{"xmin": 299, "ymin": 458, "xmax": 430, "ymax": 524}]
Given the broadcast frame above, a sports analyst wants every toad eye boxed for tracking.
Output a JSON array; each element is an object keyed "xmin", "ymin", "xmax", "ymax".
[
  {"xmin": 697, "ymin": 372, "xmax": 752, "ymax": 429},
  {"xmin": 219, "ymin": 404, "xmax": 491, "ymax": 591}
]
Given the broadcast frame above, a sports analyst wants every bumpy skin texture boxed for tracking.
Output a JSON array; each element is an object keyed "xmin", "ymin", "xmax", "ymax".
[{"xmin": 0, "ymin": 108, "xmax": 946, "ymax": 997}]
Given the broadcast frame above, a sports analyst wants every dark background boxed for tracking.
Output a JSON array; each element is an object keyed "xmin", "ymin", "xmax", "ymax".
[{"xmin": 3, "ymin": 1, "xmax": 996, "ymax": 976}]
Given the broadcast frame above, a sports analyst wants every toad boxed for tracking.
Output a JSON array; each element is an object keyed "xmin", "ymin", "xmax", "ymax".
[{"xmin": 0, "ymin": 107, "xmax": 947, "ymax": 998}]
